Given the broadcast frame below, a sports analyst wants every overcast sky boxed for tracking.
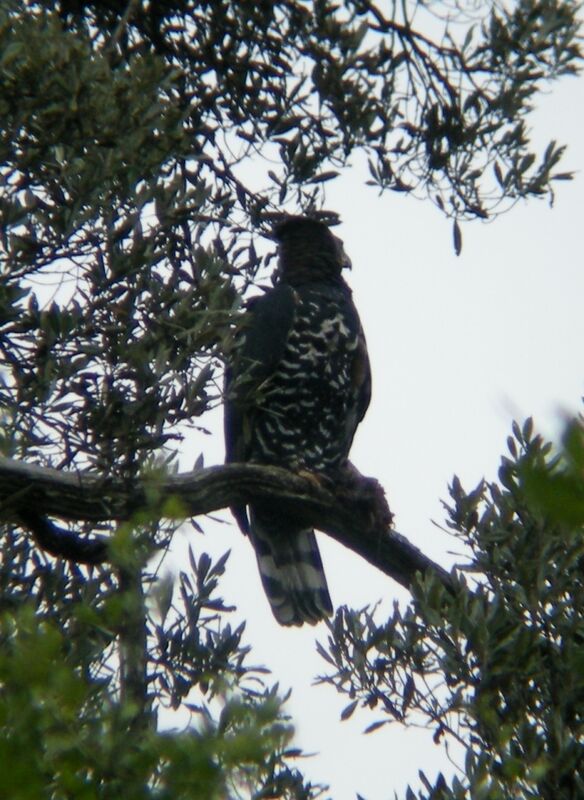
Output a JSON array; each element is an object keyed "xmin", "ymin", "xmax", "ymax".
[{"xmin": 175, "ymin": 62, "xmax": 584, "ymax": 800}]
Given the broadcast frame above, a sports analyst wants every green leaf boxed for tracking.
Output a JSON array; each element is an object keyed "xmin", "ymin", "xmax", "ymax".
[
  {"xmin": 453, "ymin": 219, "xmax": 462, "ymax": 256},
  {"xmin": 340, "ymin": 699, "xmax": 359, "ymax": 721},
  {"xmin": 364, "ymin": 719, "xmax": 386, "ymax": 734}
]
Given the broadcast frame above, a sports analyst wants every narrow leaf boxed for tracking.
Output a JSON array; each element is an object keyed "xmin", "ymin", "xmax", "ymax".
[
  {"xmin": 340, "ymin": 699, "xmax": 359, "ymax": 721},
  {"xmin": 453, "ymin": 219, "xmax": 462, "ymax": 256}
]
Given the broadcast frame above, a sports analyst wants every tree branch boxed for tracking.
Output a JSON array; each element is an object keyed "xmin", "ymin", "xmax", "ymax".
[{"xmin": 0, "ymin": 455, "xmax": 454, "ymax": 592}]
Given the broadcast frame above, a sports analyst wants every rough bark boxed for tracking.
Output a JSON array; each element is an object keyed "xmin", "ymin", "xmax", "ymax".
[{"xmin": 0, "ymin": 455, "xmax": 454, "ymax": 592}]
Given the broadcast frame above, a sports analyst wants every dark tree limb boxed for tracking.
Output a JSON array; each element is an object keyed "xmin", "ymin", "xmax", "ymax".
[
  {"xmin": 15, "ymin": 507, "xmax": 109, "ymax": 565},
  {"xmin": 0, "ymin": 455, "xmax": 454, "ymax": 592}
]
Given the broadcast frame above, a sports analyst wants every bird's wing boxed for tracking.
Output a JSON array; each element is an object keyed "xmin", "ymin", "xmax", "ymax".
[
  {"xmin": 354, "ymin": 322, "xmax": 372, "ymax": 424},
  {"xmin": 339, "ymin": 295, "xmax": 371, "ymax": 456},
  {"xmin": 224, "ymin": 284, "xmax": 297, "ymax": 530}
]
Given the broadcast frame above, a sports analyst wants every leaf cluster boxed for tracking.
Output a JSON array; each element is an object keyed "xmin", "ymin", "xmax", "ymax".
[
  {"xmin": 318, "ymin": 417, "xmax": 584, "ymax": 799},
  {"xmin": 1, "ymin": 0, "xmax": 581, "ymax": 478},
  {"xmin": 0, "ymin": 538, "xmax": 324, "ymax": 799}
]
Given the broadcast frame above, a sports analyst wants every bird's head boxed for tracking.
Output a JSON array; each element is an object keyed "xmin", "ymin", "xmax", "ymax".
[{"xmin": 273, "ymin": 216, "xmax": 351, "ymax": 284}]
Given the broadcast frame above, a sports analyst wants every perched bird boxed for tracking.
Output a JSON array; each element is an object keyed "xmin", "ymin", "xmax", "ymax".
[{"xmin": 224, "ymin": 216, "xmax": 371, "ymax": 626}]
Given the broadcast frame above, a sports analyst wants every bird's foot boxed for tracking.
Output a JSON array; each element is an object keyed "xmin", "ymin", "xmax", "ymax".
[{"xmin": 296, "ymin": 469, "xmax": 335, "ymax": 493}]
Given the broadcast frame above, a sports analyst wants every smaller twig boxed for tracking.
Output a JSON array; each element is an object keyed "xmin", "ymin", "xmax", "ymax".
[{"xmin": 104, "ymin": 0, "xmax": 140, "ymax": 55}]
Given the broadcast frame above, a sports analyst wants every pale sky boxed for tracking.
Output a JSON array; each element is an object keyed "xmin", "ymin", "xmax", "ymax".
[{"xmin": 176, "ymin": 67, "xmax": 584, "ymax": 799}]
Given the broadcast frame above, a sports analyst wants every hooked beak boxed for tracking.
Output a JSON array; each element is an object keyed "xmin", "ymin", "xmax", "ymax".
[{"xmin": 334, "ymin": 235, "xmax": 352, "ymax": 270}]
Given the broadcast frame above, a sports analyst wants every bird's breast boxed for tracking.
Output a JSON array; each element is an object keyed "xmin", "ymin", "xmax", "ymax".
[{"xmin": 248, "ymin": 291, "xmax": 363, "ymax": 473}]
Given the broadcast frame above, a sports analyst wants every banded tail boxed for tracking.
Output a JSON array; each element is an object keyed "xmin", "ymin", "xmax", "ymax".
[{"xmin": 249, "ymin": 509, "xmax": 333, "ymax": 626}]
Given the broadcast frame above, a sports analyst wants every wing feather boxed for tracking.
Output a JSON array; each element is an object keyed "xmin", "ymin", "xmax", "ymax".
[{"xmin": 224, "ymin": 285, "xmax": 297, "ymax": 531}]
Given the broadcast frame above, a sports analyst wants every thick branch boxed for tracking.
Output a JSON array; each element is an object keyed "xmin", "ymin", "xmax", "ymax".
[{"xmin": 0, "ymin": 455, "xmax": 454, "ymax": 592}]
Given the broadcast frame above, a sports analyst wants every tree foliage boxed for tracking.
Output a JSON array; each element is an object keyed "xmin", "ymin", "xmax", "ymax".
[
  {"xmin": 1, "ymin": 0, "xmax": 581, "ymax": 472},
  {"xmin": 0, "ymin": 1, "xmax": 582, "ymax": 797},
  {"xmin": 319, "ymin": 417, "xmax": 584, "ymax": 798},
  {"xmin": 0, "ymin": 549, "xmax": 321, "ymax": 799}
]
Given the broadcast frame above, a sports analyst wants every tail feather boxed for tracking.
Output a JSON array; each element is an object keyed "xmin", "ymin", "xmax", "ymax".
[{"xmin": 249, "ymin": 510, "xmax": 333, "ymax": 626}]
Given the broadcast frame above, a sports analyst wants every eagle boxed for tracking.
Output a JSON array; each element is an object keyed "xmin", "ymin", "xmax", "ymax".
[{"xmin": 224, "ymin": 216, "xmax": 371, "ymax": 626}]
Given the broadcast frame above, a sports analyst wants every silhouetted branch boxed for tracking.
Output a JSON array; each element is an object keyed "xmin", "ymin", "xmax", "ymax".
[
  {"xmin": 15, "ymin": 507, "xmax": 109, "ymax": 565},
  {"xmin": 0, "ymin": 455, "xmax": 454, "ymax": 591}
]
